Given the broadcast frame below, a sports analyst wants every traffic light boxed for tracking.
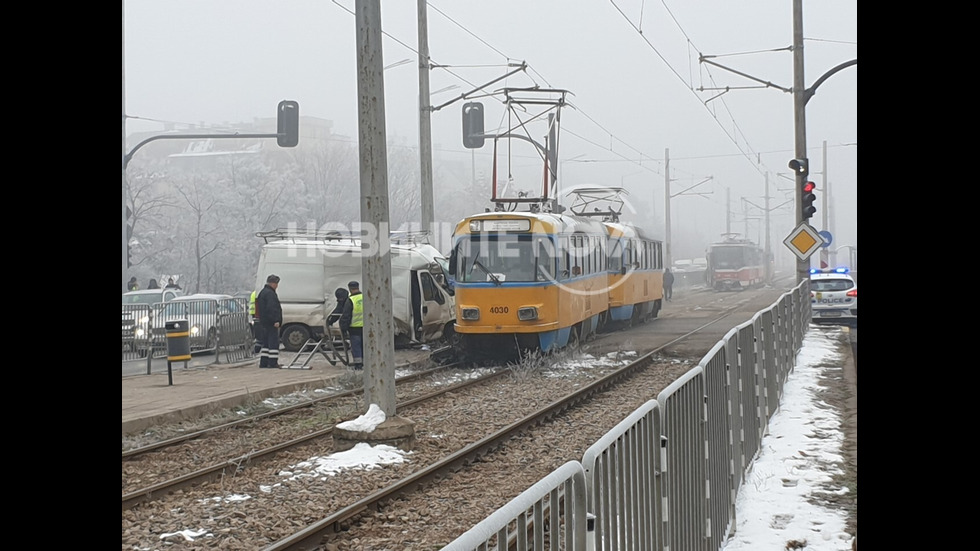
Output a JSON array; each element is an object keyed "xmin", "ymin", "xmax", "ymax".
[
  {"xmin": 788, "ymin": 158, "xmax": 808, "ymax": 179},
  {"xmin": 462, "ymin": 102, "xmax": 485, "ymax": 149},
  {"xmin": 802, "ymin": 180, "xmax": 817, "ymax": 220},
  {"xmin": 277, "ymin": 100, "xmax": 299, "ymax": 148}
]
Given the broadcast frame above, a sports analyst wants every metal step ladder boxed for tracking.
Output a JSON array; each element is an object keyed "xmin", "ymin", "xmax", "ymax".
[{"xmin": 283, "ymin": 329, "xmax": 350, "ymax": 369}]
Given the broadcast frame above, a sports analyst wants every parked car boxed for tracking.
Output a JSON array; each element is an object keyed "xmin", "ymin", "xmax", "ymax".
[
  {"xmin": 148, "ymin": 294, "xmax": 250, "ymax": 353},
  {"xmin": 809, "ymin": 268, "xmax": 857, "ymax": 327},
  {"xmin": 122, "ymin": 288, "xmax": 183, "ymax": 354}
]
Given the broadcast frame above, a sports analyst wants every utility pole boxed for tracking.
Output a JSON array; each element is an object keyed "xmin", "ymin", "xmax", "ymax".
[
  {"xmin": 726, "ymin": 187, "xmax": 732, "ymax": 235},
  {"xmin": 819, "ymin": 139, "xmax": 829, "ymax": 269},
  {"xmin": 792, "ymin": 0, "xmax": 810, "ymax": 284},
  {"xmin": 663, "ymin": 148, "xmax": 671, "ymax": 268},
  {"xmin": 742, "ymin": 197, "xmax": 749, "ymax": 239},
  {"xmin": 355, "ymin": 0, "xmax": 397, "ymax": 417},
  {"xmin": 417, "ymin": 0, "xmax": 434, "ymax": 234},
  {"xmin": 765, "ymin": 173, "xmax": 772, "ymax": 283}
]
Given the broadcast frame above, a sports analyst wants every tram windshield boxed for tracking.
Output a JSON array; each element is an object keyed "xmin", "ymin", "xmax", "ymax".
[
  {"xmin": 454, "ymin": 234, "xmax": 555, "ymax": 283},
  {"xmin": 710, "ymin": 246, "xmax": 760, "ymax": 269}
]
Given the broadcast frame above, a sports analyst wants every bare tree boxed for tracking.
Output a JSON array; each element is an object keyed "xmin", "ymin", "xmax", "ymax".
[
  {"xmin": 126, "ymin": 159, "xmax": 176, "ymax": 269},
  {"xmin": 173, "ymin": 173, "xmax": 223, "ymax": 294}
]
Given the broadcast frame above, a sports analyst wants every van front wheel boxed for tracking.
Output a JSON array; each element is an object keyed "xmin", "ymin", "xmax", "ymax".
[{"xmin": 280, "ymin": 324, "xmax": 311, "ymax": 352}]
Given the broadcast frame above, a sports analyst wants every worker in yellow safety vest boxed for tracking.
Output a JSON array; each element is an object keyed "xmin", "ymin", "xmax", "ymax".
[
  {"xmin": 339, "ymin": 280, "xmax": 364, "ymax": 370},
  {"xmin": 249, "ymin": 290, "xmax": 262, "ymax": 354}
]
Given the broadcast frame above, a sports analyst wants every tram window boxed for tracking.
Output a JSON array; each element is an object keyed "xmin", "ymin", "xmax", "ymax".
[
  {"xmin": 571, "ymin": 235, "xmax": 582, "ymax": 276},
  {"xmin": 536, "ymin": 238, "xmax": 554, "ymax": 281},
  {"xmin": 588, "ymin": 238, "xmax": 594, "ymax": 274},
  {"xmin": 608, "ymin": 238, "xmax": 622, "ymax": 272},
  {"xmin": 585, "ymin": 238, "xmax": 592, "ymax": 274},
  {"xmin": 562, "ymin": 236, "xmax": 570, "ymax": 279}
]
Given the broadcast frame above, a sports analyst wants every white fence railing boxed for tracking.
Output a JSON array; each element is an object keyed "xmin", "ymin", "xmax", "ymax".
[{"xmin": 443, "ymin": 282, "xmax": 809, "ymax": 550}]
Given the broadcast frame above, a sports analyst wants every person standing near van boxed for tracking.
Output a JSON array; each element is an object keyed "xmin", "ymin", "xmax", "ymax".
[
  {"xmin": 326, "ymin": 287, "xmax": 349, "ymax": 328},
  {"xmin": 340, "ymin": 280, "xmax": 364, "ymax": 370},
  {"xmin": 257, "ymin": 274, "xmax": 283, "ymax": 368},
  {"xmin": 249, "ymin": 289, "xmax": 262, "ymax": 355}
]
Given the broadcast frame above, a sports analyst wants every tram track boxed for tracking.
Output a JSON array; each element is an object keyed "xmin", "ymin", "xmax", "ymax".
[
  {"xmin": 122, "ymin": 295, "xmax": 762, "ymax": 550},
  {"xmin": 122, "ymin": 364, "xmax": 509, "ymax": 510},
  {"xmin": 264, "ymin": 304, "xmax": 745, "ymax": 551}
]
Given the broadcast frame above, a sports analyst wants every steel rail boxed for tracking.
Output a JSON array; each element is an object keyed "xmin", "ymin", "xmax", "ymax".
[
  {"xmin": 262, "ymin": 303, "xmax": 745, "ymax": 551},
  {"xmin": 122, "ymin": 362, "xmax": 456, "ymax": 458},
  {"xmin": 122, "ymin": 366, "xmax": 509, "ymax": 511}
]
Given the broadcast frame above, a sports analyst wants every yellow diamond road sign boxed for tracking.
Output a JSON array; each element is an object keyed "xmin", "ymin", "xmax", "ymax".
[{"xmin": 783, "ymin": 222, "xmax": 824, "ymax": 261}]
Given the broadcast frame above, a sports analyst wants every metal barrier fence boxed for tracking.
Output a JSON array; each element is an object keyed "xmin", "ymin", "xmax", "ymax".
[
  {"xmin": 582, "ymin": 400, "xmax": 664, "ymax": 551},
  {"xmin": 441, "ymin": 461, "xmax": 588, "ymax": 551},
  {"xmin": 121, "ymin": 297, "xmax": 254, "ymax": 365},
  {"xmin": 443, "ymin": 282, "xmax": 809, "ymax": 551}
]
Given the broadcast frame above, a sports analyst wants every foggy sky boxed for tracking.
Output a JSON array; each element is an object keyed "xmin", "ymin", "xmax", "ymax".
[{"xmin": 123, "ymin": 0, "xmax": 856, "ymax": 264}]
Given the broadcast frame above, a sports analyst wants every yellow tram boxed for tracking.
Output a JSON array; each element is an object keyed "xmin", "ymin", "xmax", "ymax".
[
  {"xmin": 604, "ymin": 221, "xmax": 665, "ymax": 325},
  {"xmin": 449, "ymin": 212, "xmax": 609, "ymax": 359},
  {"xmin": 447, "ymin": 88, "xmax": 663, "ymax": 360}
]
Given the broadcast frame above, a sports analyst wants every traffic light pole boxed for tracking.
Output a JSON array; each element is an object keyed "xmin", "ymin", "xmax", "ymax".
[
  {"xmin": 792, "ymin": 0, "xmax": 809, "ymax": 285},
  {"xmin": 121, "ymin": 101, "xmax": 299, "ymax": 289}
]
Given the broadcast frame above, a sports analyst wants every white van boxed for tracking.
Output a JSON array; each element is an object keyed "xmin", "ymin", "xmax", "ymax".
[{"xmin": 253, "ymin": 230, "xmax": 456, "ymax": 352}]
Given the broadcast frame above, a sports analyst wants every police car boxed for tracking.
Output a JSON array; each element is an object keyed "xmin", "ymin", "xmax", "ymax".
[{"xmin": 809, "ymin": 267, "xmax": 857, "ymax": 327}]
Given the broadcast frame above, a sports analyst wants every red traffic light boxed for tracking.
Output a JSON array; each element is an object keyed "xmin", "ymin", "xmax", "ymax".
[{"xmin": 803, "ymin": 181, "xmax": 816, "ymax": 192}]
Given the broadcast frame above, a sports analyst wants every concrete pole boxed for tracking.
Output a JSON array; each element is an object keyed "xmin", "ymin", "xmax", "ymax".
[
  {"xmin": 355, "ymin": 0, "xmax": 396, "ymax": 416},
  {"xmin": 664, "ymin": 148, "xmax": 671, "ymax": 268},
  {"xmin": 417, "ymin": 0, "xmax": 434, "ymax": 234},
  {"xmin": 829, "ymin": 179, "xmax": 837, "ymax": 267},
  {"xmin": 765, "ymin": 173, "xmax": 772, "ymax": 283},
  {"xmin": 725, "ymin": 187, "xmax": 731, "ymax": 235},
  {"xmin": 793, "ymin": 0, "xmax": 810, "ymax": 283},
  {"xmin": 742, "ymin": 197, "xmax": 749, "ymax": 239},
  {"xmin": 819, "ymin": 139, "xmax": 829, "ymax": 268}
]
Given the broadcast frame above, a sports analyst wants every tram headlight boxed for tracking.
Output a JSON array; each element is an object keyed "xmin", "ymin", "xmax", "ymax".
[
  {"xmin": 461, "ymin": 307, "xmax": 480, "ymax": 320},
  {"xmin": 518, "ymin": 307, "xmax": 538, "ymax": 321}
]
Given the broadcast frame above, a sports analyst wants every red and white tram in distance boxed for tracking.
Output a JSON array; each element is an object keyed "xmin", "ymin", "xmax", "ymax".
[{"xmin": 705, "ymin": 235, "xmax": 765, "ymax": 291}]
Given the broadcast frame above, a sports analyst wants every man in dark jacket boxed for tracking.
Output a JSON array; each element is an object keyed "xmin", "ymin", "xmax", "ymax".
[
  {"xmin": 326, "ymin": 287, "xmax": 349, "ymax": 328},
  {"xmin": 256, "ymin": 274, "xmax": 283, "ymax": 368},
  {"xmin": 663, "ymin": 268, "xmax": 675, "ymax": 301},
  {"xmin": 339, "ymin": 281, "xmax": 363, "ymax": 370}
]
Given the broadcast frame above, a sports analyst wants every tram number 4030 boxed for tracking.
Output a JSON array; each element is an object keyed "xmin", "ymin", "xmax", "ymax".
[{"xmin": 489, "ymin": 306, "xmax": 510, "ymax": 314}]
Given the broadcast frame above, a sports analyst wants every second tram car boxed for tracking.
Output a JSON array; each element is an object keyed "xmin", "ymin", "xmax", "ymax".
[
  {"xmin": 604, "ymin": 221, "xmax": 664, "ymax": 325},
  {"xmin": 705, "ymin": 236, "xmax": 765, "ymax": 291}
]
